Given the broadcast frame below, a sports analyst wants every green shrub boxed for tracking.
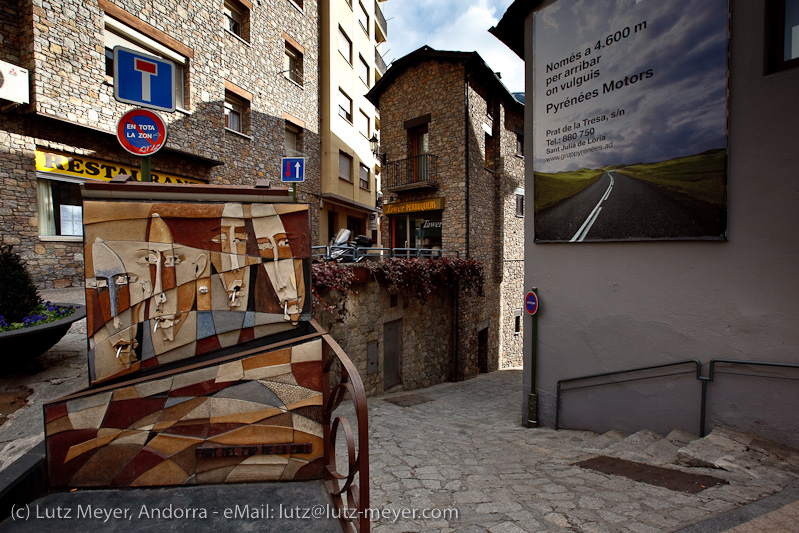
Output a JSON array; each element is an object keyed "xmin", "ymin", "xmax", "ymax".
[{"xmin": 0, "ymin": 245, "xmax": 42, "ymax": 323}]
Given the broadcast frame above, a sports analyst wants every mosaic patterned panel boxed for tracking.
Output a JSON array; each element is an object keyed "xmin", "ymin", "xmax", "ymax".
[
  {"xmin": 45, "ymin": 338, "xmax": 325, "ymax": 488},
  {"xmin": 83, "ymin": 201, "xmax": 311, "ymax": 384}
]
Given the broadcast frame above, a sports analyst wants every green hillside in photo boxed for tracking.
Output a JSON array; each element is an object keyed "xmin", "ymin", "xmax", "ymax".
[
  {"xmin": 534, "ymin": 168, "xmax": 605, "ymax": 211},
  {"xmin": 615, "ymin": 149, "xmax": 727, "ymax": 208}
]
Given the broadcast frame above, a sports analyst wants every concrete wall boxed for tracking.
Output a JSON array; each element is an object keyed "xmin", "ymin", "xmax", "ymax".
[{"xmin": 522, "ymin": 1, "xmax": 799, "ymax": 447}]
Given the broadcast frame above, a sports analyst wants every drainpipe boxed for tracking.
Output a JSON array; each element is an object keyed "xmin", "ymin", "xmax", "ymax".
[{"xmin": 464, "ymin": 69, "xmax": 471, "ymax": 258}]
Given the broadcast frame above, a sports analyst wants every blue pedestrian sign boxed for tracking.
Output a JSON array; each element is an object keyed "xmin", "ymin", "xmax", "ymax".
[
  {"xmin": 525, "ymin": 291, "xmax": 539, "ymax": 316},
  {"xmin": 281, "ymin": 157, "xmax": 305, "ymax": 183},
  {"xmin": 113, "ymin": 46, "xmax": 176, "ymax": 112}
]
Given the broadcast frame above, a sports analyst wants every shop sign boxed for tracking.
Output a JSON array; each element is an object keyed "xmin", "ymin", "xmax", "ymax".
[
  {"xmin": 383, "ymin": 197, "xmax": 444, "ymax": 215},
  {"xmin": 35, "ymin": 150, "xmax": 201, "ymax": 184},
  {"xmin": 422, "ymin": 220, "xmax": 442, "ymax": 229}
]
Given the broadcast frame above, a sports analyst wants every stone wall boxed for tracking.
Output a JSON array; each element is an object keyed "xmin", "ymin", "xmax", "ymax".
[
  {"xmin": 314, "ymin": 276, "xmax": 456, "ymax": 397},
  {"xmin": 0, "ymin": 0, "xmax": 320, "ymax": 288}
]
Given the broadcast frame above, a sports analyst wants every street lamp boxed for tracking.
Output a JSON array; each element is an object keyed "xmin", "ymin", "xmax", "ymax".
[{"xmin": 369, "ymin": 135, "xmax": 386, "ymax": 164}]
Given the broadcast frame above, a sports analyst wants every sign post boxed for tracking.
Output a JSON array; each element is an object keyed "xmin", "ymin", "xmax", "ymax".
[
  {"xmin": 113, "ymin": 47, "xmax": 176, "ymax": 112},
  {"xmin": 281, "ymin": 157, "xmax": 305, "ymax": 202},
  {"xmin": 525, "ymin": 288, "xmax": 539, "ymax": 427},
  {"xmin": 116, "ymin": 109, "xmax": 168, "ymax": 181},
  {"xmin": 113, "ymin": 46, "xmax": 176, "ymax": 183}
]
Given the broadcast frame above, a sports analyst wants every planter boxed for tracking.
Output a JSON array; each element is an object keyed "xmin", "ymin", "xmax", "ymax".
[{"xmin": 0, "ymin": 304, "xmax": 86, "ymax": 358}]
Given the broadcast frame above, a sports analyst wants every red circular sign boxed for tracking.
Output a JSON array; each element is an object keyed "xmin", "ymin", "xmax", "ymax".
[
  {"xmin": 116, "ymin": 108, "xmax": 168, "ymax": 156},
  {"xmin": 525, "ymin": 291, "xmax": 539, "ymax": 316}
]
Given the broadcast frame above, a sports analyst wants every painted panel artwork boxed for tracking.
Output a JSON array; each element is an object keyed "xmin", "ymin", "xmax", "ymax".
[
  {"xmin": 83, "ymin": 200, "xmax": 310, "ymax": 384},
  {"xmin": 45, "ymin": 338, "xmax": 325, "ymax": 488},
  {"xmin": 532, "ymin": 0, "xmax": 728, "ymax": 242}
]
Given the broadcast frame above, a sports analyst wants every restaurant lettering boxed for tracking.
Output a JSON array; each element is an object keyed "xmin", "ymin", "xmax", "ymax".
[{"xmin": 35, "ymin": 150, "xmax": 201, "ymax": 184}]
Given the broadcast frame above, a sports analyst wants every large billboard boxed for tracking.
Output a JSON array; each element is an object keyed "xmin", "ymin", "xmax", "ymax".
[{"xmin": 532, "ymin": 0, "xmax": 729, "ymax": 242}]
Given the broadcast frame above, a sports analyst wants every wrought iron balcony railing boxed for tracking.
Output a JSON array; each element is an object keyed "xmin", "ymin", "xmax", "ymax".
[{"xmin": 383, "ymin": 154, "xmax": 439, "ymax": 191}]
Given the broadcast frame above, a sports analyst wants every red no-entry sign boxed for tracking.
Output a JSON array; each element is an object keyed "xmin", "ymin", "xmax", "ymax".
[{"xmin": 116, "ymin": 108, "xmax": 168, "ymax": 156}]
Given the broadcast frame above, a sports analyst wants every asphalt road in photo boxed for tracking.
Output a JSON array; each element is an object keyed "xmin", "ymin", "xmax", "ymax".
[{"xmin": 535, "ymin": 170, "xmax": 726, "ymax": 242}]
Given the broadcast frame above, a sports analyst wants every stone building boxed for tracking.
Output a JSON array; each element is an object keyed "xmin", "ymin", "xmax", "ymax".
[
  {"xmin": 366, "ymin": 46, "xmax": 525, "ymax": 372},
  {"xmin": 0, "ymin": 0, "xmax": 320, "ymax": 288}
]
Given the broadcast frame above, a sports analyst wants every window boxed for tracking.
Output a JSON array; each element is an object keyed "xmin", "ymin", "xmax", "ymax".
[
  {"xmin": 357, "ymin": 2, "xmax": 370, "ymax": 36},
  {"xmin": 225, "ymin": 93, "xmax": 246, "ymax": 133},
  {"xmin": 284, "ymin": 42, "xmax": 303, "ymax": 85},
  {"xmin": 339, "ymin": 151, "xmax": 353, "ymax": 182},
  {"xmin": 484, "ymin": 132, "xmax": 492, "ymax": 169},
  {"xmin": 516, "ymin": 130, "xmax": 524, "ymax": 157},
  {"xmin": 338, "ymin": 27, "xmax": 352, "ymax": 63},
  {"xmin": 358, "ymin": 54, "xmax": 370, "ymax": 86},
  {"xmin": 285, "ymin": 124, "xmax": 302, "ymax": 157},
  {"xmin": 359, "ymin": 163, "xmax": 370, "ymax": 190},
  {"xmin": 767, "ymin": 0, "xmax": 799, "ymax": 72},
  {"xmin": 516, "ymin": 193, "xmax": 525, "ymax": 218},
  {"xmin": 338, "ymin": 89, "xmax": 353, "ymax": 122},
  {"xmin": 223, "ymin": 1, "xmax": 249, "ymax": 41},
  {"xmin": 514, "ymin": 309, "xmax": 523, "ymax": 334},
  {"xmin": 103, "ymin": 16, "xmax": 188, "ymax": 110},
  {"xmin": 37, "ymin": 178, "xmax": 83, "ymax": 238},
  {"xmin": 357, "ymin": 109, "xmax": 370, "ymax": 138}
]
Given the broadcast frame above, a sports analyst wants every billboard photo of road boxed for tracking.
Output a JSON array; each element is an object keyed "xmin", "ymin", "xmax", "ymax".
[{"xmin": 532, "ymin": 0, "xmax": 728, "ymax": 242}]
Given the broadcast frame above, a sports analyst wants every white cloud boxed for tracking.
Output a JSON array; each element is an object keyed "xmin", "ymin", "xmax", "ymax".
[{"xmin": 381, "ymin": 0, "xmax": 524, "ymax": 93}]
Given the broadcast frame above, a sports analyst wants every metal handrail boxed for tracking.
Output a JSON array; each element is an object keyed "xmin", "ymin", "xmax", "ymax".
[
  {"xmin": 699, "ymin": 359, "xmax": 799, "ymax": 436},
  {"xmin": 316, "ymin": 320, "xmax": 370, "ymax": 533},
  {"xmin": 311, "ymin": 246, "xmax": 457, "ymax": 261},
  {"xmin": 555, "ymin": 358, "xmax": 799, "ymax": 438},
  {"xmin": 555, "ymin": 360, "xmax": 702, "ymax": 432}
]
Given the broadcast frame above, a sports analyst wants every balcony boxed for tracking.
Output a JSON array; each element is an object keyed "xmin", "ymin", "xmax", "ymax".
[
  {"xmin": 383, "ymin": 154, "xmax": 439, "ymax": 192},
  {"xmin": 375, "ymin": 0, "xmax": 388, "ymax": 43},
  {"xmin": 375, "ymin": 47, "xmax": 387, "ymax": 77}
]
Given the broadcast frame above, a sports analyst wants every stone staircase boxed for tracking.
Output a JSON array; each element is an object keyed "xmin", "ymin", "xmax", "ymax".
[{"xmin": 572, "ymin": 425, "xmax": 799, "ymax": 497}]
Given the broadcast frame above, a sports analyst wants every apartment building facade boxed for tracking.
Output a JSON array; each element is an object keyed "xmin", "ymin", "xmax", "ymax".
[
  {"xmin": 366, "ymin": 46, "xmax": 525, "ymax": 373},
  {"xmin": 318, "ymin": 0, "xmax": 387, "ymax": 245},
  {"xmin": 0, "ymin": 0, "xmax": 320, "ymax": 288}
]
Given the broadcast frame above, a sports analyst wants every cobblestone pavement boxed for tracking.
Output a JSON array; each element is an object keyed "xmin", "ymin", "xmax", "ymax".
[
  {"xmin": 1, "ymin": 287, "xmax": 798, "ymax": 532},
  {"xmin": 365, "ymin": 370, "xmax": 799, "ymax": 532}
]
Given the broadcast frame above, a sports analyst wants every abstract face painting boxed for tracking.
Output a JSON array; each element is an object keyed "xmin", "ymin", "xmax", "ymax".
[{"xmin": 83, "ymin": 200, "xmax": 310, "ymax": 385}]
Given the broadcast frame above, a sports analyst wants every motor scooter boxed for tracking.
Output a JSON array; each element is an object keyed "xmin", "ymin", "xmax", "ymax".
[{"xmin": 325, "ymin": 229, "xmax": 373, "ymax": 263}]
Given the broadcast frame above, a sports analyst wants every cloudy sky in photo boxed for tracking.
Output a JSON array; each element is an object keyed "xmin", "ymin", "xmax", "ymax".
[
  {"xmin": 532, "ymin": 0, "xmax": 729, "ymax": 172},
  {"xmin": 381, "ymin": 0, "xmax": 524, "ymax": 93}
]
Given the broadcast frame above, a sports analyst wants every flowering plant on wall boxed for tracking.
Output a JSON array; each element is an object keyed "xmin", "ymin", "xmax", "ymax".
[
  {"xmin": 0, "ymin": 245, "xmax": 75, "ymax": 332},
  {"xmin": 368, "ymin": 257, "xmax": 484, "ymax": 300},
  {"xmin": 311, "ymin": 257, "xmax": 484, "ymax": 313}
]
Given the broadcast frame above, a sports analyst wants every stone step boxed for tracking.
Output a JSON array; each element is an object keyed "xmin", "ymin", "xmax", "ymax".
[{"xmin": 676, "ymin": 427, "xmax": 799, "ymax": 482}]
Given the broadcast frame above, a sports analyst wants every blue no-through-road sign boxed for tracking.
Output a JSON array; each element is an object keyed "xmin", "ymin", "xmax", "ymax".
[
  {"xmin": 113, "ymin": 46, "xmax": 176, "ymax": 112},
  {"xmin": 281, "ymin": 157, "xmax": 305, "ymax": 183},
  {"xmin": 525, "ymin": 291, "xmax": 539, "ymax": 316}
]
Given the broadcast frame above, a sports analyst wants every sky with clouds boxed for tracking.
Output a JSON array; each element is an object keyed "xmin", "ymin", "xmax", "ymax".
[
  {"xmin": 381, "ymin": 0, "xmax": 524, "ymax": 94},
  {"xmin": 533, "ymin": 0, "xmax": 728, "ymax": 172}
]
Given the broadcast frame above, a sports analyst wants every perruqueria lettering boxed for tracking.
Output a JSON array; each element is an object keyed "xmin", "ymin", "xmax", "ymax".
[{"xmin": 603, "ymin": 69, "xmax": 654, "ymax": 93}]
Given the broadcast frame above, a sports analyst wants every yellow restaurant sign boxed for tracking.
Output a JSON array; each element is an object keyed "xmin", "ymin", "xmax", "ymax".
[
  {"xmin": 383, "ymin": 197, "xmax": 445, "ymax": 215},
  {"xmin": 35, "ymin": 150, "xmax": 202, "ymax": 184}
]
